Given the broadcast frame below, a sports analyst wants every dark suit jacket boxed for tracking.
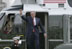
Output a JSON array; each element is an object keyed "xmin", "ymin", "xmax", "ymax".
[{"xmin": 21, "ymin": 15, "xmax": 45, "ymax": 38}]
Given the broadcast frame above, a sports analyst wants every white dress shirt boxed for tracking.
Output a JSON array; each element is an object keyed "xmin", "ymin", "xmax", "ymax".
[{"xmin": 33, "ymin": 17, "xmax": 36, "ymax": 26}]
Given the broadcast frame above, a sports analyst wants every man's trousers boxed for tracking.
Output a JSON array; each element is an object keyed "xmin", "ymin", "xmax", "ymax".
[{"xmin": 26, "ymin": 32, "xmax": 40, "ymax": 49}]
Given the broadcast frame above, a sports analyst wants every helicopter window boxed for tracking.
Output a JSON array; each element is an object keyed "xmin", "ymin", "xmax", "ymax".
[
  {"xmin": 3, "ymin": 14, "xmax": 15, "ymax": 34},
  {"xmin": 0, "ymin": 14, "xmax": 26, "ymax": 39},
  {"xmin": 48, "ymin": 16, "xmax": 63, "ymax": 39}
]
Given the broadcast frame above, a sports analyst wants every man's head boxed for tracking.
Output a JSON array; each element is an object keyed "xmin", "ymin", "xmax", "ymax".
[
  {"xmin": 13, "ymin": 36, "xmax": 20, "ymax": 44},
  {"xmin": 14, "ymin": 40, "xmax": 19, "ymax": 44},
  {"xmin": 20, "ymin": 9, "xmax": 22, "ymax": 12},
  {"xmin": 30, "ymin": 11, "xmax": 36, "ymax": 18}
]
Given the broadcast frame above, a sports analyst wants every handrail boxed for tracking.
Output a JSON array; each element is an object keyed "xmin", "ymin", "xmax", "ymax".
[{"xmin": 0, "ymin": 39, "xmax": 26, "ymax": 42}]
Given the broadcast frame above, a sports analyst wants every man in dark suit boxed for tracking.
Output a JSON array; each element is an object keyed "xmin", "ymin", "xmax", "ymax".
[{"xmin": 20, "ymin": 9, "xmax": 47, "ymax": 49}]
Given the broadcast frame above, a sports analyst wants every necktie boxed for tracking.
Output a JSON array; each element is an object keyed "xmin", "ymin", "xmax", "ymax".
[{"xmin": 33, "ymin": 18, "xmax": 35, "ymax": 32}]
